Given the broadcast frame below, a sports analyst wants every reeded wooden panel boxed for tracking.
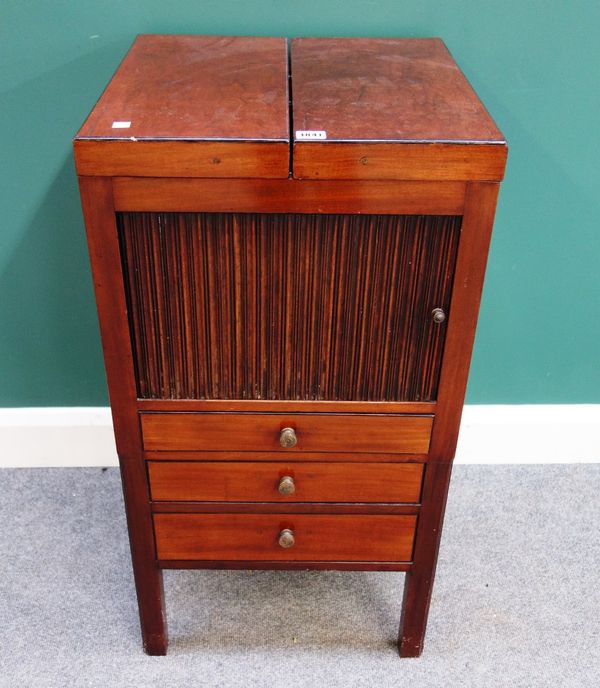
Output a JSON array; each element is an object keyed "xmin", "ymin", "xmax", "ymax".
[{"xmin": 118, "ymin": 212, "xmax": 460, "ymax": 400}]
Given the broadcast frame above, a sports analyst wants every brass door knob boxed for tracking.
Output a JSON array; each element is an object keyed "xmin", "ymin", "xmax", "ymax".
[
  {"xmin": 432, "ymin": 307, "xmax": 446, "ymax": 324},
  {"xmin": 278, "ymin": 528, "xmax": 295, "ymax": 548},
  {"xmin": 278, "ymin": 475, "xmax": 296, "ymax": 496},
  {"xmin": 279, "ymin": 427, "xmax": 297, "ymax": 448}
]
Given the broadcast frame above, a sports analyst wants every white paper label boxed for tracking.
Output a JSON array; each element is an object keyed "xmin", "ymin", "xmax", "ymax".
[
  {"xmin": 296, "ymin": 130, "xmax": 327, "ymax": 140},
  {"xmin": 111, "ymin": 121, "xmax": 131, "ymax": 129}
]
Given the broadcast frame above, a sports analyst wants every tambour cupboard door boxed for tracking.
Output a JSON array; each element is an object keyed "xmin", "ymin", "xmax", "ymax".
[{"xmin": 118, "ymin": 211, "xmax": 461, "ymax": 402}]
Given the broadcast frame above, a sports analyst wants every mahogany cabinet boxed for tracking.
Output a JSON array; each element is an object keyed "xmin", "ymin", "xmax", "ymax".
[{"xmin": 74, "ymin": 35, "xmax": 507, "ymax": 656}]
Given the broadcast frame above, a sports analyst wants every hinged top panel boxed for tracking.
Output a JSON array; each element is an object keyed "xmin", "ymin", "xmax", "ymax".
[
  {"xmin": 292, "ymin": 37, "xmax": 503, "ymax": 144},
  {"xmin": 291, "ymin": 37, "xmax": 507, "ymax": 181},
  {"xmin": 74, "ymin": 35, "xmax": 290, "ymax": 178},
  {"xmin": 77, "ymin": 35, "xmax": 289, "ymax": 141}
]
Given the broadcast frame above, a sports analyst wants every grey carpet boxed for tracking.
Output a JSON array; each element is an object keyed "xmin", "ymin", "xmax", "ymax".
[{"xmin": 0, "ymin": 465, "xmax": 598, "ymax": 687}]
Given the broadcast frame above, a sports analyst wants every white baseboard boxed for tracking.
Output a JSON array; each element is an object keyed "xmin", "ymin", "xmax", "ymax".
[
  {"xmin": 0, "ymin": 407, "xmax": 118, "ymax": 468},
  {"xmin": 0, "ymin": 405, "xmax": 598, "ymax": 468},
  {"xmin": 456, "ymin": 405, "xmax": 599, "ymax": 464}
]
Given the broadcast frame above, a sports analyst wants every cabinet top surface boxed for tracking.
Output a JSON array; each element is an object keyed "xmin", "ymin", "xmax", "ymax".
[
  {"xmin": 75, "ymin": 35, "xmax": 289, "ymax": 142},
  {"xmin": 73, "ymin": 35, "xmax": 506, "ymax": 180},
  {"xmin": 291, "ymin": 37, "xmax": 504, "ymax": 144}
]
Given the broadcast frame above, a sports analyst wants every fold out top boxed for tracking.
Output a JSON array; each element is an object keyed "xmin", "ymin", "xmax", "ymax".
[
  {"xmin": 74, "ymin": 35, "xmax": 290, "ymax": 178},
  {"xmin": 74, "ymin": 35, "xmax": 506, "ymax": 181},
  {"xmin": 291, "ymin": 37, "xmax": 507, "ymax": 181}
]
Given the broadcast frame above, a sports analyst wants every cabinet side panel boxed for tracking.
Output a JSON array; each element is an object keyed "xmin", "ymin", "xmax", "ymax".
[
  {"xmin": 429, "ymin": 182, "xmax": 500, "ymax": 461},
  {"xmin": 78, "ymin": 176, "xmax": 167, "ymax": 654},
  {"xmin": 118, "ymin": 212, "xmax": 460, "ymax": 401}
]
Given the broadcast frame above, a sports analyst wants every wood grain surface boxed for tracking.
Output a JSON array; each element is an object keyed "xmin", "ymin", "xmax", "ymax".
[
  {"xmin": 140, "ymin": 412, "xmax": 433, "ymax": 454},
  {"xmin": 158, "ymin": 560, "xmax": 413, "ymax": 571},
  {"xmin": 78, "ymin": 177, "xmax": 168, "ymax": 655},
  {"xmin": 112, "ymin": 177, "xmax": 466, "ymax": 215},
  {"xmin": 154, "ymin": 513, "xmax": 417, "ymax": 561},
  {"xmin": 74, "ymin": 140, "xmax": 289, "ymax": 178},
  {"xmin": 76, "ymin": 35, "xmax": 289, "ymax": 141},
  {"xmin": 137, "ymin": 399, "xmax": 436, "ymax": 414},
  {"xmin": 291, "ymin": 37, "xmax": 504, "ymax": 143},
  {"xmin": 148, "ymin": 461, "xmax": 424, "ymax": 503},
  {"xmin": 428, "ymin": 183, "xmax": 501, "ymax": 463},
  {"xmin": 152, "ymin": 502, "xmax": 420, "ymax": 515},
  {"xmin": 74, "ymin": 35, "xmax": 290, "ymax": 178},
  {"xmin": 143, "ymin": 450, "xmax": 428, "ymax": 463},
  {"xmin": 119, "ymin": 211, "xmax": 460, "ymax": 401},
  {"xmin": 292, "ymin": 141, "xmax": 507, "ymax": 181},
  {"xmin": 291, "ymin": 38, "xmax": 507, "ymax": 181}
]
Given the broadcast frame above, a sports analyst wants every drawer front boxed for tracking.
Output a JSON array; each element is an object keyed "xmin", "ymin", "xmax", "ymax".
[
  {"xmin": 154, "ymin": 513, "xmax": 417, "ymax": 562},
  {"xmin": 148, "ymin": 461, "xmax": 424, "ymax": 503},
  {"xmin": 141, "ymin": 412, "xmax": 432, "ymax": 454}
]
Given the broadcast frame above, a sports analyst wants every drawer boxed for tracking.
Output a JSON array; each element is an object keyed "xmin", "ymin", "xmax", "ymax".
[
  {"xmin": 148, "ymin": 461, "xmax": 424, "ymax": 503},
  {"xmin": 154, "ymin": 513, "xmax": 417, "ymax": 561},
  {"xmin": 141, "ymin": 412, "xmax": 432, "ymax": 454}
]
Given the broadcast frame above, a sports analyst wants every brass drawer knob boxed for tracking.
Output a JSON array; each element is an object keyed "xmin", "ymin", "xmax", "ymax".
[
  {"xmin": 279, "ymin": 427, "xmax": 297, "ymax": 448},
  {"xmin": 278, "ymin": 528, "xmax": 295, "ymax": 549},
  {"xmin": 278, "ymin": 475, "xmax": 296, "ymax": 496},
  {"xmin": 432, "ymin": 307, "xmax": 446, "ymax": 324}
]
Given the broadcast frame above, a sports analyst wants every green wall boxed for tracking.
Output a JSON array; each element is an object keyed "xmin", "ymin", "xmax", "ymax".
[{"xmin": 2, "ymin": 1, "xmax": 599, "ymax": 406}]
